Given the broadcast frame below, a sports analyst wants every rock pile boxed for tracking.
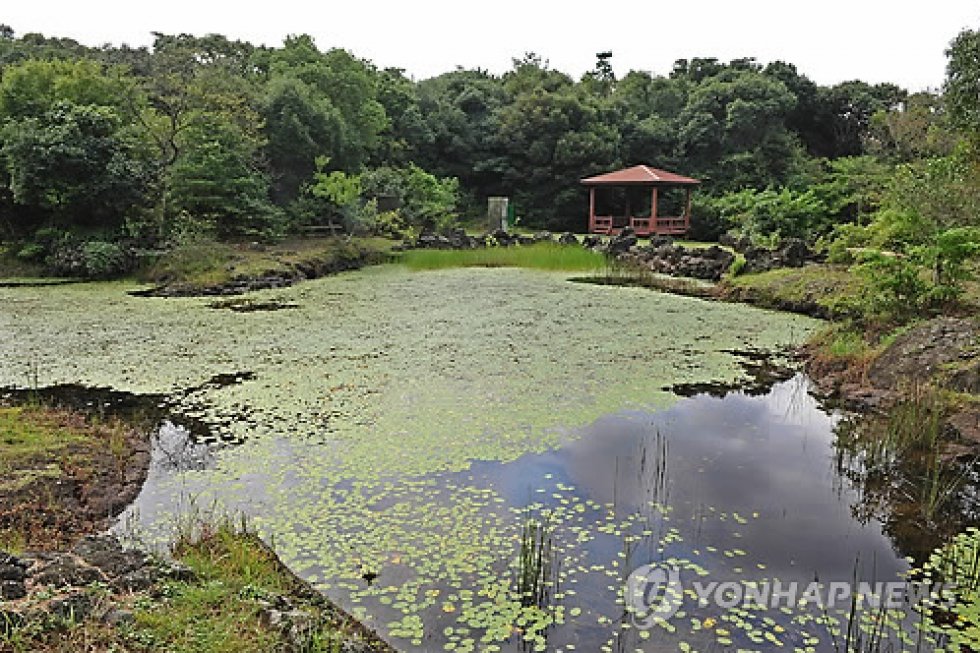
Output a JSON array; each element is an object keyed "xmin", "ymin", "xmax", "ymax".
[
  {"xmin": 719, "ymin": 234, "xmax": 818, "ymax": 273},
  {"xmin": 0, "ymin": 535, "xmax": 193, "ymax": 635},
  {"xmin": 411, "ymin": 228, "xmax": 575, "ymax": 249},
  {"xmin": 623, "ymin": 243, "xmax": 735, "ymax": 281}
]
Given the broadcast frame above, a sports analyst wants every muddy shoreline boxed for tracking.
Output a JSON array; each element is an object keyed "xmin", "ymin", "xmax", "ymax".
[{"xmin": 0, "ymin": 391, "xmax": 396, "ymax": 651}]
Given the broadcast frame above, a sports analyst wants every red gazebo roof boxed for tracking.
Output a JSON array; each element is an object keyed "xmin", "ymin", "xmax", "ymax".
[{"xmin": 581, "ymin": 164, "xmax": 700, "ymax": 186}]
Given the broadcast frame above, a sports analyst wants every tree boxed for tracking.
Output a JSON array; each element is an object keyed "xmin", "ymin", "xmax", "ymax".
[
  {"xmin": 497, "ymin": 85, "xmax": 620, "ymax": 228},
  {"xmin": 676, "ymin": 68, "xmax": 802, "ymax": 190},
  {"xmin": 810, "ymin": 156, "xmax": 892, "ymax": 226},
  {"xmin": 0, "ymin": 59, "xmax": 154, "ymax": 234},
  {"xmin": 414, "ymin": 69, "xmax": 509, "ymax": 214},
  {"xmin": 267, "ymin": 36, "xmax": 387, "ymax": 173},
  {"xmin": 1, "ymin": 102, "xmax": 154, "ymax": 230},
  {"xmin": 867, "ymin": 92, "xmax": 957, "ymax": 162},
  {"xmin": 259, "ymin": 35, "xmax": 388, "ymax": 205},
  {"xmin": 945, "ymin": 29, "xmax": 980, "ymax": 142},
  {"xmin": 820, "ymin": 81, "xmax": 907, "ymax": 158},
  {"xmin": 612, "ymin": 71, "xmax": 686, "ymax": 167},
  {"xmin": 166, "ymin": 113, "xmax": 280, "ymax": 239},
  {"xmin": 372, "ymin": 67, "xmax": 429, "ymax": 166},
  {"xmin": 763, "ymin": 61, "xmax": 835, "ymax": 157},
  {"xmin": 581, "ymin": 51, "xmax": 615, "ymax": 97},
  {"xmin": 261, "ymin": 75, "xmax": 342, "ymax": 202},
  {"xmin": 0, "ymin": 58, "xmax": 141, "ymax": 122}
]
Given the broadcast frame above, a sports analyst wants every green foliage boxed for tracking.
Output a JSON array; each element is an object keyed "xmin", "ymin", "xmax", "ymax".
[
  {"xmin": 913, "ymin": 226, "xmax": 980, "ymax": 293},
  {"xmin": 809, "ymin": 156, "xmax": 892, "ymax": 225},
  {"xmin": 884, "ymin": 153, "xmax": 980, "ymax": 231},
  {"xmin": 372, "ymin": 208, "xmax": 412, "ymax": 239},
  {"xmin": 678, "ymin": 68, "xmax": 804, "ymax": 190},
  {"xmin": 709, "ymin": 187, "xmax": 829, "ymax": 242},
  {"xmin": 300, "ymin": 161, "xmax": 458, "ymax": 235},
  {"xmin": 14, "ymin": 242, "xmax": 44, "ymax": 262},
  {"xmin": 727, "ymin": 253, "xmax": 746, "ymax": 277},
  {"xmin": 36, "ymin": 233, "xmax": 130, "ymax": 278},
  {"xmin": 0, "ymin": 58, "xmax": 140, "ymax": 122},
  {"xmin": 76, "ymin": 240, "xmax": 128, "ymax": 278},
  {"xmin": 851, "ymin": 252, "xmax": 931, "ymax": 323},
  {"xmin": 310, "ymin": 162, "xmax": 362, "ymax": 207},
  {"xmin": 1, "ymin": 102, "xmax": 154, "ymax": 228},
  {"xmin": 400, "ymin": 163, "xmax": 458, "ymax": 231},
  {"xmin": 923, "ymin": 527, "xmax": 980, "ymax": 651},
  {"xmin": 0, "ymin": 24, "xmax": 972, "ymax": 267},
  {"xmin": 266, "ymin": 36, "xmax": 387, "ymax": 174},
  {"xmin": 840, "ymin": 223, "xmax": 978, "ymax": 327},
  {"xmin": 0, "ymin": 59, "xmax": 155, "ymax": 235},
  {"xmin": 945, "ymin": 29, "xmax": 980, "ymax": 139},
  {"xmin": 166, "ymin": 115, "xmax": 282, "ymax": 240},
  {"xmin": 867, "ymin": 92, "xmax": 957, "ymax": 162},
  {"xmin": 260, "ymin": 74, "xmax": 341, "ymax": 203},
  {"xmin": 821, "ymin": 144, "xmax": 980, "ymax": 328}
]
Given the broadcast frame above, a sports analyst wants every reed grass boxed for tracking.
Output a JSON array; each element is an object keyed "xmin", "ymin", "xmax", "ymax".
[
  {"xmin": 395, "ymin": 243, "xmax": 607, "ymax": 272},
  {"xmin": 516, "ymin": 513, "xmax": 559, "ymax": 610}
]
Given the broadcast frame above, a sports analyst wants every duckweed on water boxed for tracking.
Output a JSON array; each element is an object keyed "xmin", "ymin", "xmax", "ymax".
[
  {"xmin": 0, "ymin": 266, "xmax": 824, "ymax": 650},
  {"xmin": 0, "ymin": 267, "xmax": 815, "ymax": 475}
]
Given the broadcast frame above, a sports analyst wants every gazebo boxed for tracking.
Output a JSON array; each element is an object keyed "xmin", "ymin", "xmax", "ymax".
[{"xmin": 581, "ymin": 165, "xmax": 700, "ymax": 236}]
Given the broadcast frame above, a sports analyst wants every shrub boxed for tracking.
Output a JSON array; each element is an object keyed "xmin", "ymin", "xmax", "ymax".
[
  {"xmin": 46, "ymin": 239, "xmax": 129, "ymax": 278},
  {"xmin": 15, "ymin": 242, "xmax": 45, "ymax": 262},
  {"xmin": 852, "ymin": 251, "xmax": 930, "ymax": 324},
  {"xmin": 708, "ymin": 187, "xmax": 829, "ymax": 244},
  {"xmin": 79, "ymin": 240, "xmax": 128, "ymax": 278}
]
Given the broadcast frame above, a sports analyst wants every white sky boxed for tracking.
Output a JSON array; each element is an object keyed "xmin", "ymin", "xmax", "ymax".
[{"xmin": 4, "ymin": 1, "xmax": 979, "ymax": 91}]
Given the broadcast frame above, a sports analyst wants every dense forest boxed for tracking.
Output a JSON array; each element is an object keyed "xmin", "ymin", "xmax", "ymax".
[{"xmin": 0, "ymin": 24, "xmax": 978, "ymax": 299}]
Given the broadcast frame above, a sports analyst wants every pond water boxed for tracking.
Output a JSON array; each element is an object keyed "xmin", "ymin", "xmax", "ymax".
[{"xmin": 0, "ymin": 267, "xmax": 939, "ymax": 651}]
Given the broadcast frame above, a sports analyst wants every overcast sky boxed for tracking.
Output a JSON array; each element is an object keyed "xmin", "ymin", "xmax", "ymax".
[{"xmin": 4, "ymin": 1, "xmax": 979, "ymax": 91}]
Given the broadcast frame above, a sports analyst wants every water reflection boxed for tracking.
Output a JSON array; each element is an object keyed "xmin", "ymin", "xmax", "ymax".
[
  {"xmin": 834, "ymin": 403, "xmax": 980, "ymax": 561},
  {"xmin": 420, "ymin": 375, "xmax": 915, "ymax": 651},
  {"xmin": 108, "ymin": 374, "xmax": 978, "ymax": 651},
  {"xmin": 472, "ymin": 376, "xmax": 902, "ymax": 585}
]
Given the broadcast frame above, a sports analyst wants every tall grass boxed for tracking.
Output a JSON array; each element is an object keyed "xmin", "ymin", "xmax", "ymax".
[
  {"xmin": 836, "ymin": 384, "xmax": 947, "ymax": 473},
  {"xmin": 515, "ymin": 513, "xmax": 559, "ymax": 610},
  {"xmin": 395, "ymin": 243, "xmax": 607, "ymax": 272}
]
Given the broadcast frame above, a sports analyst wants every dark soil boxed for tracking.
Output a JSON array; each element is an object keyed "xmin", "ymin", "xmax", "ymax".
[{"xmin": 0, "ymin": 405, "xmax": 151, "ymax": 551}]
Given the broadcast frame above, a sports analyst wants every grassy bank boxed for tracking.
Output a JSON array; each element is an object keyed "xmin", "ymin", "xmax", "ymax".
[
  {"xmin": 141, "ymin": 236, "xmax": 392, "ymax": 290},
  {"xmin": 0, "ymin": 405, "xmax": 145, "ymax": 551},
  {"xmin": 394, "ymin": 242, "xmax": 607, "ymax": 272},
  {"xmin": 0, "ymin": 403, "xmax": 392, "ymax": 653},
  {"xmin": 720, "ymin": 264, "xmax": 868, "ymax": 318},
  {"xmin": 571, "ymin": 263, "xmax": 718, "ymax": 297},
  {"xmin": 2, "ymin": 517, "xmax": 392, "ymax": 653}
]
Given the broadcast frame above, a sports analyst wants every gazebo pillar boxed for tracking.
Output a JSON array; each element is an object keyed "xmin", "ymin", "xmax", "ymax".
[
  {"xmin": 588, "ymin": 187, "xmax": 596, "ymax": 232},
  {"xmin": 684, "ymin": 188, "xmax": 692, "ymax": 230},
  {"xmin": 651, "ymin": 187, "xmax": 658, "ymax": 231}
]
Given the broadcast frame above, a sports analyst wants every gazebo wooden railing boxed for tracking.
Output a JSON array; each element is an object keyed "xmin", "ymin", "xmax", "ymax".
[{"xmin": 591, "ymin": 215, "xmax": 689, "ymax": 235}]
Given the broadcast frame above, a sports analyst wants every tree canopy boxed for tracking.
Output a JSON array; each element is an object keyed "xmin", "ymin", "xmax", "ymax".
[{"xmin": 0, "ymin": 23, "xmax": 974, "ymax": 251}]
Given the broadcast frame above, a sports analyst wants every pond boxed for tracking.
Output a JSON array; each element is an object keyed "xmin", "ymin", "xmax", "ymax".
[{"xmin": 0, "ymin": 266, "xmax": 941, "ymax": 651}]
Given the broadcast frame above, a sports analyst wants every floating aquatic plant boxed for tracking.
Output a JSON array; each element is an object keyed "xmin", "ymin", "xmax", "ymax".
[{"xmin": 0, "ymin": 267, "xmax": 830, "ymax": 651}]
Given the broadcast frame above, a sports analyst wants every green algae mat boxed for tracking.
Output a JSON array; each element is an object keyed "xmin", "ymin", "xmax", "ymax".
[{"xmin": 0, "ymin": 266, "xmax": 829, "ymax": 651}]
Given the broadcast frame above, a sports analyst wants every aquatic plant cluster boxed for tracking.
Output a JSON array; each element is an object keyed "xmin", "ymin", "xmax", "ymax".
[{"xmin": 0, "ymin": 267, "xmax": 831, "ymax": 650}]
